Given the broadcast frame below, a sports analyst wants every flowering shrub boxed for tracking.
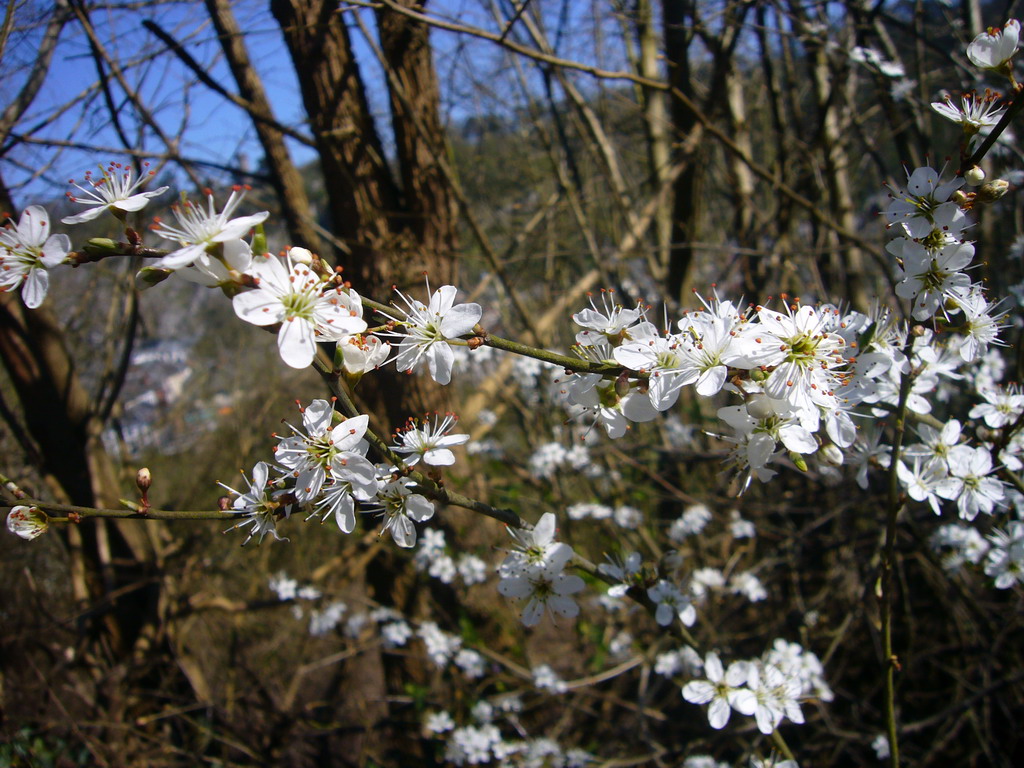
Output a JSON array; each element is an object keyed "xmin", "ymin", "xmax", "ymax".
[{"xmin": 4, "ymin": 12, "xmax": 1024, "ymax": 768}]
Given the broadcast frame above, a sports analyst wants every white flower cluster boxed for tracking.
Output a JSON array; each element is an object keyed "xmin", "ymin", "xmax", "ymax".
[
  {"xmin": 558, "ymin": 288, "xmax": 871, "ymax": 492},
  {"xmin": 896, "ymin": 419, "xmax": 1007, "ymax": 521},
  {"xmin": 221, "ymin": 398, "xmax": 453, "ymax": 548},
  {"xmin": 429, "ymin": 694, "xmax": 592, "ymax": 767},
  {"xmin": 932, "ymin": 519, "xmax": 1024, "ymax": 589},
  {"xmin": 681, "ymin": 641, "xmax": 829, "ymax": 735},
  {"xmin": 528, "ymin": 441, "xmax": 592, "ymax": 480},
  {"xmin": 413, "ymin": 528, "xmax": 488, "ymax": 586}
]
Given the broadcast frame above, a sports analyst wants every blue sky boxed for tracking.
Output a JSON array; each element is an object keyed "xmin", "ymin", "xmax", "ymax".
[{"xmin": 2, "ymin": 0, "xmax": 638, "ymax": 208}]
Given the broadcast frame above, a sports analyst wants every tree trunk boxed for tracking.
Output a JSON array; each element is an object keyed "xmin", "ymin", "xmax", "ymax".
[{"xmin": 272, "ymin": 0, "xmax": 459, "ymax": 426}]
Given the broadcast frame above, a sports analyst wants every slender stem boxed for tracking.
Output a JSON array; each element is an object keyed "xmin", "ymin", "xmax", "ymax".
[
  {"xmin": 881, "ymin": 365, "xmax": 915, "ymax": 768},
  {"xmin": 358, "ymin": 293, "xmax": 624, "ymax": 376},
  {"xmin": 3, "ymin": 501, "xmax": 235, "ymax": 521},
  {"xmin": 483, "ymin": 333, "xmax": 621, "ymax": 376},
  {"xmin": 771, "ymin": 730, "xmax": 797, "ymax": 762}
]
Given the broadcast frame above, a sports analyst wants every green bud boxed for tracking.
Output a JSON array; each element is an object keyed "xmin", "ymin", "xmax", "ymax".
[
  {"xmin": 135, "ymin": 266, "xmax": 172, "ymax": 289},
  {"xmin": 789, "ymin": 451, "xmax": 808, "ymax": 472},
  {"xmin": 252, "ymin": 223, "xmax": 267, "ymax": 255},
  {"xmin": 83, "ymin": 237, "xmax": 119, "ymax": 257}
]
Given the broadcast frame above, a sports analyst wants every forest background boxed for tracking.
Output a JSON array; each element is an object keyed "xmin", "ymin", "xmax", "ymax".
[{"xmin": 1, "ymin": 0, "xmax": 1023, "ymax": 766}]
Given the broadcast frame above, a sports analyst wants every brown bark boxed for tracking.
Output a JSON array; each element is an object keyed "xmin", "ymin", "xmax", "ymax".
[{"xmin": 662, "ymin": 0, "xmax": 701, "ymax": 306}]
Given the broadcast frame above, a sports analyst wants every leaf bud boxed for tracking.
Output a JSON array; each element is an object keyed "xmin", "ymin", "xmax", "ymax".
[
  {"xmin": 83, "ymin": 237, "xmax": 119, "ymax": 257},
  {"xmin": 976, "ymin": 179, "xmax": 1010, "ymax": 204},
  {"xmin": 135, "ymin": 265, "xmax": 172, "ymax": 289}
]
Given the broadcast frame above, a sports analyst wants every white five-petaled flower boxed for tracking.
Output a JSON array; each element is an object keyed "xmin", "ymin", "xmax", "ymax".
[
  {"xmin": 62, "ymin": 161, "xmax": 168, "ymax": 224},
  {"xmin": 0, "ymin": 206, "xmax": 70, "ymax": 308},
  {"xmin": 936, "ymin": 444, "xmax": 1005, "ymax": 521},
  {"xmin": 746, "ymin": 662, "xmax": 805, "ymax": 735},
  {"xmin": 681, "ymin": 652, "xmax": 756, "ymax": 729},
  {"xmin": 374, "ymin": 473, "xmax": 436, "ymax": 548},
  {"xmin": 896, "ymin": 458, "xmax": 947, "ymax": 515},
  {"xmin": 885, "ymin": 166, "xmax": 966, "ymax": 240},
  {"xmin": 931, "ymin": 91, "xmax": 1007, "ymax": 134},
  {"xmin": 500, "ymin": 512, "xmax": 573, "ymax": 579},
  {"xmin": 572, "ymin": 289, "xmax": 647, "ymax": 345},
  {"xmin": 968, "ymin": 383, "xmax": 1024, "ymax": 428},
  {"xmin": 391, "ymin": 412, "xmax": 470, "ymax": 466},
  {"xmin": 150, "ymin": 186, "xmax": 269, "ymax": 270},
  {"xmin": 748, "ymin": 301, "xmax": 849, "ymax": 412},
  {"xmin": 984, "ymin": 521, "xmax": 1024, "ymax": 588},
  {"xmin": 387, "ymin": 283, "xmax": 482, "ymax": 385},
  {"xmin": 891, "ymin": 239, "xmax": 973, "ymax": 320},
  {"xmin": 274, "ymin": 400, "xmax": 371, "ymax": 503},
  {"xmin": 497, "ymin": 568, "xmax": 586, "ymax": 626},
  {"xmin": 647, "ymin": 579, "xmax": 697, "ymax": 627},
  {"xmin": 233, "ymin": 253, "xmax": 367, "ymax": 368},
  {"xmin": 966, "ymin": 19, "xmax": 1020, "ymax": 72}
]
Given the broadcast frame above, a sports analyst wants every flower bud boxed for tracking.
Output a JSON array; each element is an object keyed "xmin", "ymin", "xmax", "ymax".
[
  {"xmin": 789, "ymin": 451, "xmax": 809, "ymax": 472},
  {"xmin": 976, "ymin": 179, "xmax": 1010, "ymax": 204},
  {"xmin": 136, "ymin": 467, "xmax": 152, "ymax": 492},
  {"xmin": 819, "ymin": 444, "xmax": 844, "ymax": 467},
  {"xmin": 289, "ymin": 246, "xmax": 314, "ymax": 264},
  {"xmin": 745, "ymin": 393, "xmax": 775, "ymax": 420},
  {"xmin": 964, "ymin": 165, "xmax": 986, "ymax": 186},
  {"xmin": 251, "ymin": 223, "xmax": 267, "ymax": 255},
  {"xmin": 615, "ymin": 371, "xmax": 631, "ymax": 398},
  {"xmin": 6, "ymin": 505, "xmax": 49, "ymax": 540}
]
